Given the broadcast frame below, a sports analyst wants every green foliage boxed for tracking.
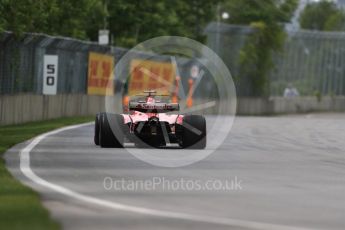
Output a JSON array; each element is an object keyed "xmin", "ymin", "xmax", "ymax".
[
  {"xmin": 0, "ymin": 0, "xmax": 221, "ymax": 44},
  {"xmin": 0, "ymin": 116, "xmax": 93, "ymax": 230},
  {"xmin": 223, "ymin": 0, "xmax": 298, "ymax": 96},
  {"xmin": 314, "ymin": 90, "xmax": 322, "ymax": 102},
  {"xmin": 0, "ymin": 3, "xmax": 5, "ymax": 31},
  {"xmin": 238, "ymin": 21, "xmax": 286, "ymax": 96},
  {"xmin": 300, "ymin": 0, "xmax": 345, "ymax": 31},
  {"xmin": 0, "ymin": 0, "xmax": 108, "ymax": 39},
  {"xmin": 107, "ymin": 0, "xmax": 221, "ymax": 47},
  {"xmin": 0, "ymin": 0, "xmax": 56, "ymax": 35},
  {"xmin": 324, "ymin": 11, "xmax": 345, "ymax": 31}
]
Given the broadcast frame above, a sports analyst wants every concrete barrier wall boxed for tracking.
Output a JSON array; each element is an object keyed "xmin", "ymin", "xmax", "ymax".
[
  {"xmin": 1, "ymin": 94, "xmax": 345, "ymax": 125},
  {"xmin": 237, "ymin": 96, "xmax": 345, "ymax": 115},
  {"xmin": 0, "ymin": 94, "xmax": 105, "ymax": 125}
]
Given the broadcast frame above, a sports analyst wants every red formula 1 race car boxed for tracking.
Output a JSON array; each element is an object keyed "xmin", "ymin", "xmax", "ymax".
[{"xmin": 94, "ymin": 91, "xmax": 206, "ymax": 149}]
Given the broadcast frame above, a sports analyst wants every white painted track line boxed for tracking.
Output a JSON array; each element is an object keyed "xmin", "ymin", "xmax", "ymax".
[{"xmin": 19, "ymin": 122, "xmax": 313, "ymax": 230}]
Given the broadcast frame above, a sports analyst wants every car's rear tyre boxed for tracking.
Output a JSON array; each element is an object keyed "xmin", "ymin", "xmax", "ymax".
[
  {"xmin": 99, "ymin": 113, "xmax": 125, "ymax": 148},
  {"xmin": 94, "ymin": 113, "xmax": 101, "ymax": 145},
  {"xmin": 180, "ymin": 115, "xmax": 206, "ymax": 149}
]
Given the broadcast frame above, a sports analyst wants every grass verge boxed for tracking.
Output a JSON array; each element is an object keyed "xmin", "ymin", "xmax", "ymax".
[{"xmin": 0, "ymin": 116, "xmax": 93, "ymax": 230}]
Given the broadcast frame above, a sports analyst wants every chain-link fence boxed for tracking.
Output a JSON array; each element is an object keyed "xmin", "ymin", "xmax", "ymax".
[
  {"xmin": 0, "ymin": 32, "xmax": 219, "ymax": 99},
  {"xmin": 271, "ymin": 30, "xmax": 345, "ymax": 96},
  {"xmin": 205, "ymin": 22, "xmax": 345, "ymax": 97},
  {"xmin": 0, "ymin": 31, "xmax": 128, "ymax": 94},
  {"xmin": 7, "ymin": 26, "xmax": 345, "ymax": 98}
]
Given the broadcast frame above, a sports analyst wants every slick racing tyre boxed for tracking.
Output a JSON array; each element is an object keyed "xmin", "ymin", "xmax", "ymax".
[
  {"xmin": 94, "ymin": 113, "xmax": 101, "ymax": 145},
  {"xmin": 99, "ymin": 113, "xmax": 125, "ymax": 148},
  {"xmin": 181, "ymin": 115, "xmax": 206, "ymax": 149}
]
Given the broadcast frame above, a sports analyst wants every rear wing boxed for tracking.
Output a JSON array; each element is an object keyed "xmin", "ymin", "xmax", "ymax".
[{"xmin": 129, "ymin": 102, "xmax": 179, "ymax": 113}]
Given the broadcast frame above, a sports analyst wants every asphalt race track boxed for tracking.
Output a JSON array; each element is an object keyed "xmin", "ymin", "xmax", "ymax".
[{"xmin": 5, "ymin": 114, "xmax": 345, "ymax": 230}]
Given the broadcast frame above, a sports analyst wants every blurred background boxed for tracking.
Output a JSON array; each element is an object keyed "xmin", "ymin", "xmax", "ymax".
[
  {"xmin": 2, "ymin": 2, "xmax": 345, "ymax": 230},
  {"xmin": 1, "ymin": 0, "xmax": 345, "ymax": 125}
]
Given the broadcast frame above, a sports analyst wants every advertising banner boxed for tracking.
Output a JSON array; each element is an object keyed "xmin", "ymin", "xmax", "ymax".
[
  {"xmin": 87, "ymin": 52, "xmax": 114, "ymax": 95},
  {"xmin": 128, "ymin": 59, "xmax": 176, "ymax": 96}
]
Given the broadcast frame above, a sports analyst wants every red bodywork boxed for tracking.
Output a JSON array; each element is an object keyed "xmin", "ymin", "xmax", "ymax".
[
  {"xmin": 95, "ymin": 92, "xmax": 206, "ymax": 148},
  {"xmin": 121, "ymin": 95, "xmax": 183, "ymax": 137}
]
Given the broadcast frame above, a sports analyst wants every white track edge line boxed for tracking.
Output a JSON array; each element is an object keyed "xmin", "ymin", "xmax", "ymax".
[{"xmin": 18, "ymin": 122, "xmax": 313, "ymax": 230}]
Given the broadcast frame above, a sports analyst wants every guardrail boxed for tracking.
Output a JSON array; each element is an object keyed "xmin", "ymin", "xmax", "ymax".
[
  {"xmin": 0, "ymin": 94, "xmax": 104, "ymax": 125},
  {"xmin": 237, "ymin": 96, "xmax": 345, "ymax": 115},
  {"xmin": 1, "ymin": 94, "xmax": 344, "ymax": 125}
]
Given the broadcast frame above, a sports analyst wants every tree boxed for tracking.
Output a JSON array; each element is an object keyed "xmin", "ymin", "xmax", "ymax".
[
  {"xmin": 0, "ymin": 0, "xmax": 222, "ymax": 45},
  {"xmin": 300, "ymin": 0, "xmax": 345, "ymax": 31},
  {"xmin": 107, "ymin": 0, "xmax": 221, "ymax": 47},
  {"xmin": 0, "ymin": 0, "xmax": 106, "ymax": 39},
  {"xmin": 222, "ymin": 0, "xmax": 298, "ymax": 96},
  {"xmin": 47, "ymin": 0, "xmax": 106, "ymax": 39},
  {"xmin": 0, "ymin": 0, "xmax": 58, "ymax": 36},
  {"xmin": 173, "ymin": 0, "xmax": 222, "ymax": 42}
]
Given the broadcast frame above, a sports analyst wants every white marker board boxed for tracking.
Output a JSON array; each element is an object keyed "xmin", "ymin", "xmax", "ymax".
[{"xmin": 43, "ymin": 55, "xmax": 58, "ymax": 95}]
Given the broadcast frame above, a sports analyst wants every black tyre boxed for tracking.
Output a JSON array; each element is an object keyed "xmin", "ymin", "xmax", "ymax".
[
  {"xmin": 180, "ymin": 115, "xmax": 206, "ymax": 149},
  {"xmin": 99, "ymin": 113, "xmax": 125, "ymax": 148},
  {"xmin": 94, "ymin": 113, "xmax": 101, "ymax": 145}
]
